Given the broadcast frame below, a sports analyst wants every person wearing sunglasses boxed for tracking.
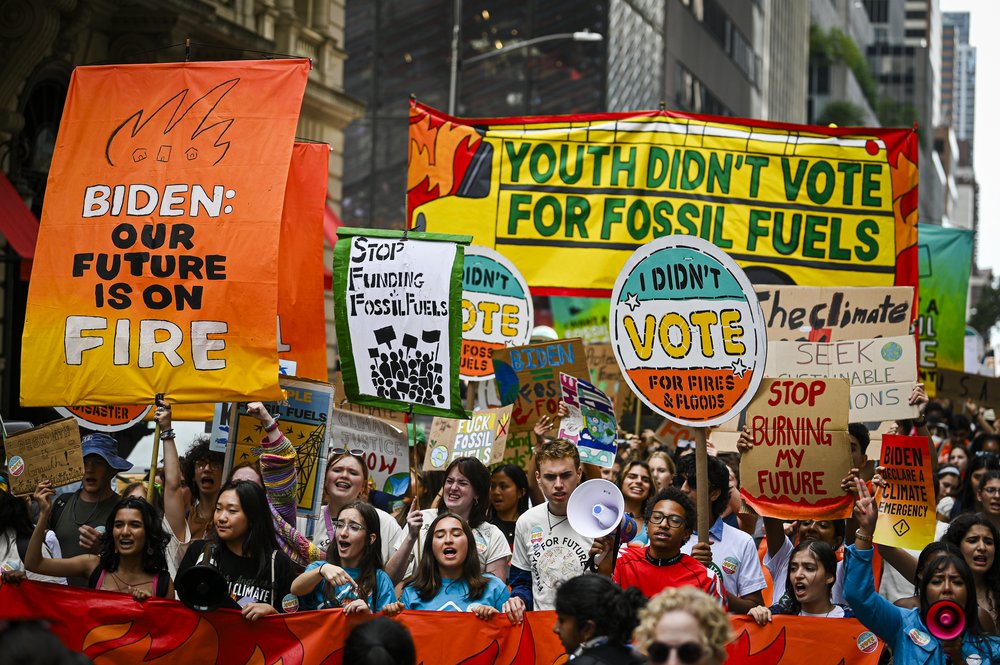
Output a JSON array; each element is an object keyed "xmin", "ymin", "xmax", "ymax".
[
  {"xmin": 633, "ymin": 586, "xmax": 732, "ymax": 665},
  {"xmin": 614, "ymin": 488, "xmax": 725, "ymax": 606},
  {"xmin": 552, "ymin": 574, "xmax": 646, "ymax": 665},
  {"xmin": 245, "ymin": 403, "xmax": 405, "ymax": 577}
]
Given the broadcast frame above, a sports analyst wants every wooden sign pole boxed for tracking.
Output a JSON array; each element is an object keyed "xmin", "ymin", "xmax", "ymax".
[
  {"xmin": 146, "ymin": 394, "xmax": 162, "ymax": 503},
  {"xmin": 694, "ymin": 427, "xmax": 710, "ymax": 544}
]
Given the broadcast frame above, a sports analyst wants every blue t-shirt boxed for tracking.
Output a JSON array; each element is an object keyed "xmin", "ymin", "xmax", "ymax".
[
  {"xmin": 299, "ymin": 561, "xmax": 396, "ymax": 611},
  {"xmin": 400, "ymin": 574, "xmax": 510, "ymax": 611}
]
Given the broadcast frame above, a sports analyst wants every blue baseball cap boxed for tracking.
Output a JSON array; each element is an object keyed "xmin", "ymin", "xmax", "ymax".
[{"xmin": 82, "ymin": 432, "xmax": 133, "ymax": 472}]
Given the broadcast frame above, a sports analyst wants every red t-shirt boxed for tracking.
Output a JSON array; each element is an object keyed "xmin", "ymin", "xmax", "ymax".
[{"xmin": 614, "ymin": 547, "xmax": 727, "ymax": 609}]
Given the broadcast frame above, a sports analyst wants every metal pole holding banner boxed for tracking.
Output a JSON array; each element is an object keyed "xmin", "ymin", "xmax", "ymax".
[
  {"xmin": 694, "ymin": 427, "xmax": 710, "ymax": 545},
  {"xmin": 147, "ymin": 393, "xmax": 163, "ymax": 504}
]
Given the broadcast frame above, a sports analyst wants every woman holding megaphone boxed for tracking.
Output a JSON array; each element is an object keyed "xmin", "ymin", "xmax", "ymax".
[{"xmin": 846, "ymin": 478, "xmax": 1000, "ymax": 662}]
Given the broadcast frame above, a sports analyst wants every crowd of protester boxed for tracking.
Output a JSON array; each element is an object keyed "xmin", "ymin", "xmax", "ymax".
[{"xmin": 5, "ymin": 383, "xmax": 1000, "ymax": 664}]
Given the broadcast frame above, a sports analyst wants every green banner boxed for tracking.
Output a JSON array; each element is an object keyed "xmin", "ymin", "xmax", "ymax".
[
  {"xmin": 333, "ymin": 228, "xmax": 471, "ymax": 418},
  {"xmin": 918, "ymin": 224, "xmax": 973, "ymax": 383},
  {"xmin": 550, "ymin": 297, "xmax": 611, "ymax": 343}
]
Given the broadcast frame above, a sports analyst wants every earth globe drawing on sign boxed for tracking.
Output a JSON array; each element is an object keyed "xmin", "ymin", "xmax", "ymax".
[
  {"xmin": 880, "ymin": 341, "xmax": 903, "ymax": 362},
  {"xmin": 609, "ymin": 236, "xmax": 767, "ymax": 428},
  {"xmin": 429, "ymin": 445, "xmax": 450, "ymax": 469}
]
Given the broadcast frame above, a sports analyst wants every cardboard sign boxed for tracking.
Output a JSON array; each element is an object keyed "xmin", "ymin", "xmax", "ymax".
[
  {"xmin": 610, "ymin": 235, "xmax": 767, "ymax": 427},
  {"xmin": 932, "ymin": 369, "xmax": 1000, "ymax": 405},
  {"xmin": 585, "ymin": 343, "xmax": 631, "ymax": 420},
  {"xmin": 20, "ymin": 60, "xmax": 310, "ymax": 406},
  {"xmin": 873, "ymin": 434, "xmax": 937, "ymax": 549},
  {"xmin": 333, "ymin": 229, "xmax": 470, "ymax": 418},
  {"xmin": 558, "ymin": 373, "xmax": 618, "ymax": 468},
  {"xmin": 54, "ymin": 405, "xmax": 151, "ymax": 433},
  {"xmin": 755, "ymin": 286, "xmax": 914, "ymax": 341},
  {"xmin": 460, "ymin": 246, "xmax": 533, "ymax": 381},
  {"xmin": 765, "ymin": 335, "xmax": 919, "ymax": 423},
  {"xmin": 739, "ymin": 379, "xmax": 853, "ymax": 519},
  {"xmin": 330, "ymin": 410, "xmax": 409, "ymax": 496},
  {"xmin": 492, "ymin": 338, "xmax": 590, "ymax": 466},
  {"xmin": 423, "ymin": 405, "xmax": 513, "ymax": 470},
  {"xmin": 655, "ymin": 417, "xmax": 699, "ymax": 451},
  {"xmin": 225, "ymin": 377, "xmax": 333, "ymax": 518},
  {"xmin": 5, "ymin": 419, "xmax": 83, "ymax": 496}
]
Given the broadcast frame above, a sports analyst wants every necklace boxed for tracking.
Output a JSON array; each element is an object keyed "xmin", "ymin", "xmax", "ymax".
[
  {"xmin": 546, "ymin": 509, "xmax": 568, "ymax": 531},
  {"xmin": 108, "ymin": 570, "xmax": 151, "ymax": 594},
  {"xmin": 71, "ymin": 493, "xmax": 102, "ymax": 526}
]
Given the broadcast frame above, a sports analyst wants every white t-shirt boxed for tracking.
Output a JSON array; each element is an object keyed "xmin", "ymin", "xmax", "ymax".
[
  {"xmin": 681, "ymin": 519, "xmax": 767, "ymax": 599},
  {"xmin": 511, "ymin": 502, "xmax": 594, "ymax": 611},
  {"xmin": 1, "ymin": 528, "xmax": 66, "ymax": 585},
  {"xmin": 878, "ymin": 546, "xmax": 921, "ymax": 604},
  {"xmin": 801, "ymin": 605, "xmax": 846, "ymax": 618},
  {"xmin": 405, "ymin": 509, "xmax": 510, "ymax": 576},
  {"xmin": 762, "ymin": 536, "xmax": 846, "ymax": 606},
  {"xmin": 297, "ymin": 505, "xmax": 404, "ymax": 564}
]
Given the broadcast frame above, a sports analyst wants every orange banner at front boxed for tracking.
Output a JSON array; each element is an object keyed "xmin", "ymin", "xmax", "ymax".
[
  {"xmin": 20, "ymin": 59, "xmax": 310, "ymax": 406},
  {"xmin": 0, "ymin": 581, "xmax": 882, "ymax": 664}
]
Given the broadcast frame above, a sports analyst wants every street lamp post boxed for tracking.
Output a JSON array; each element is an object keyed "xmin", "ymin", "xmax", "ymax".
[{"xmin": 447, "ymin": 23, "xmax": 603, "ymax": 115}]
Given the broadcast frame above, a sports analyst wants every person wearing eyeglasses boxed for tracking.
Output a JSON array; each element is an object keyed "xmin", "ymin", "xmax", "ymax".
[
  {"xmin": 291, "ymin": 501, "xmax": 396, "ymax": 613},
  {"xmin": 182, "ymin": 437, "xmax": 225, "ymax": 541},
  {"xmin": 613, "ymin": 488, "xmax": 725, "ymax": 606},
  {"xmin": 633, "ymin": 586, "xmax": 732, "ymax": 665},
  {"xmin": 244, "ymin": 403, "xmax": 404, "ymax": 574},
  {"xmin": 552, "ymin": 574, "xmax": 646, "ymax": 665}
]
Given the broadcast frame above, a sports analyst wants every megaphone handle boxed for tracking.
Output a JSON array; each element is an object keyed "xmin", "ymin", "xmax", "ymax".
[
  {"xmin": 608, "ymin": 526, "xmax": 622, "ymax": 577},
  {"xmin": 585, "ymin": 552, "xmax": 598, "ymax": 573}
]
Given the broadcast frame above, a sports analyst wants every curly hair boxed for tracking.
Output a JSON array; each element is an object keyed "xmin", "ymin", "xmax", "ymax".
[
  {"xmin": 534, "ymin": 438, "xmax": 580, "ymax": 468},
  {"xmin": 634, "ymin": 587, "xmax": 732, "ymax": 663},
  {"xmin": 645, "ymin": 487, "xmax": 696, "ymax": 533},
  {"xmin": 181, "ymin": 436, "xmax": 224, "ymax": 493},
  {"xmin": 98, "ymin": 496, "xmax": 170, "ymax": 575}
]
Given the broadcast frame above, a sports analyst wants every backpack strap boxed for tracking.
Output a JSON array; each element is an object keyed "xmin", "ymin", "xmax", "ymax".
[
  {"xmin": 154, "ymin": 571, "xmax": 170, "ymax": 597},
  {"xmin": 47, "ymin": 493, "xmax": 71, "ymax": 531}
]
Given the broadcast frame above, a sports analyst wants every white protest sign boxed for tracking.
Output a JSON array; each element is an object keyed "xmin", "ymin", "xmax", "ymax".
[
  {"xmin": 765, "ymin": 335, "xmax": 919, "ymax": 422},
  {"xmin": 330, "ymin": 409, "xmax": 410, "ymax": 496}
]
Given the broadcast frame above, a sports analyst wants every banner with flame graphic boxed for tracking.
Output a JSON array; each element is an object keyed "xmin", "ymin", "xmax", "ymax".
[
  {"xmin": 407, "ymin": 101, "xmax": 919, "ymax": 298},
  {"xmin": 0, "ymin": 582, "xmax": 883, "ymax": 664},
  {"xmin": 21, "ymin": 59, "xmax": 310, "ymax": 407}
]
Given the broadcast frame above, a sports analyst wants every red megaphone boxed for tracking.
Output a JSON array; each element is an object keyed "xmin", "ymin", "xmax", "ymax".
[{"xmin": 926, "ymin": 599, "xmax": 965, "ymax": 641}]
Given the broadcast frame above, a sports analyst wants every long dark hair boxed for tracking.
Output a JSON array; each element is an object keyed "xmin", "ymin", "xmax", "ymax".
[
  {"xmin": 913, "ymin": 541, "xmax": 963, "ymax": 593},
  {"xmin": 325, "ymin": 501, "xmax": 383, "ymax": 604},
  {"xmin": 489, "ymin": 465, "xmax": 530, "ymax": 519},
  {"xmin": 775, "ymin": 540, "xmax": 838, "ymax": 615},
  {"xmin": 554, "ymin": 574, "xmax": 647, "ymax": 646},
  {"xmin": 442, "ymin": 457, "xmax": 490, "ymax": 528},
  {"xmin": 98, "ymin": 497, "xmax": 169, "ymax": 574},
  {"xmin": 0, "ymin": 489, "xmax": 34, "ymax": 540},
  {"xmin": 943, "ymin": 512, "xmax": 1000, "ymax": 616},
  {"xmin": 343, "ymin": 616, "xmax": 416, "ymax": 665},
  {"xmin": 214, "ymin": 480, "xmax": 278, "ymax": 579},
  {"xmin": 411, "ymin": 512, "xmax": 488, "ymax": 602},
  {"xmin": 918, "ymin": 554, "xmax": 981, "ymax": 638}
]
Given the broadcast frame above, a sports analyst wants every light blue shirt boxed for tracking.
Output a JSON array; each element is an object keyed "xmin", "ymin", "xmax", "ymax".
[
  {"xmin": 299, "ymin": 561, "xmax": 396, "ymax": 611},
  {"xmin": 400, "ymin": 574, "xmax": 510, "ymax": 611}
]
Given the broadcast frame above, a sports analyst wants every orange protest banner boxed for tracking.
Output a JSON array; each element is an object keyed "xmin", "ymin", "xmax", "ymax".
[
  {"xmin": 0, "ymin": 581, "xmax": 883, "ymax": 664},
  {"xmin": 21, "ymin": 59, "xmax": 309, "ymax": 407},
  {"xmin": 277, "ymin": 142, "xmax": 330, "ymax": 381}
]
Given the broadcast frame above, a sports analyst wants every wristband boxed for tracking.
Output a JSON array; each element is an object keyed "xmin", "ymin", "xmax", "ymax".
[
  {"xmin": 264, "ymin": 418, "xmax": 280, "ymax": 433},
  {"xmin": 159, "ymin": 429, "xmax": 175, "ymax": 441},
  {"xmin": 854, "ymin": 529, "xmax": 873, "ymax": 543}
]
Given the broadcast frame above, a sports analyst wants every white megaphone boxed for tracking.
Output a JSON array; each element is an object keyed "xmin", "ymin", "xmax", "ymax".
[{"xmin": 567, "ymin": 479, "xmax": 638, "ymax": 542}]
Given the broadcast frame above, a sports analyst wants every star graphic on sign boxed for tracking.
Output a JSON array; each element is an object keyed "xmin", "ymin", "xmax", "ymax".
[
  {"xmin": 730, "ymin": 358, "xmax": 749, "ymax": 378},
  {"xmin": 624, "ymin": 293, "xmax": 641, "ymax": 311}
]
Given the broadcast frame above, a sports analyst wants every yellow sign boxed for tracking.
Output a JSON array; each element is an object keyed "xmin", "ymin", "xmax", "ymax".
[{"xmin": 408, "ymin": 102, "xmax": 919, "ymax": 296}]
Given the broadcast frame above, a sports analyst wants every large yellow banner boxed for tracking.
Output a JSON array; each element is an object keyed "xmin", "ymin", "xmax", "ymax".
[
  {"xmin": 21, "ymin": 60, "xmax": 309, "ymax": 406},
  {"xmin": 408, "ymin": 102, "xmax": 919, "ymax": 296}
]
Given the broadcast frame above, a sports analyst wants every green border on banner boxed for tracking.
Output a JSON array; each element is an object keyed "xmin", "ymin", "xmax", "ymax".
[
  {"xmin": 918, "ymin": 224, "xmax": 973, "ymax": 376},
  {"xmin": 333, "ymin": 227, "xmax": 471, "ymax": 418}
]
